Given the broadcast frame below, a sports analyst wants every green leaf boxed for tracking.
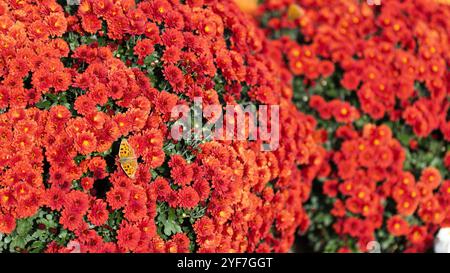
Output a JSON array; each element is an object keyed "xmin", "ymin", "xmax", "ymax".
[
  {"xmin": 16, "ymin": 219, "xmax": 32, "ymax": 236},
  {"xmin": 35, "ymin": 100, "xmax": 52, "ymax": 110},
  {"xmin": 9, "ymin": 236, "xmax": 27, "ymax": 252},
  {"xmin": 29, "ymin": 241, "xmax": 46, "ymax": 253}
]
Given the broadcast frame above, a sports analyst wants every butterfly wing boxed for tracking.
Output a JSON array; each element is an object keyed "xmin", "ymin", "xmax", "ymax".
[
  {"xmin": 119, "ymin": 139, "xmax": 137, "ymax": 179},
  {"xmin": 287, "ymin": 4, "xmax": 304, "ymax": 21},
  {"xmin": 235, "ymin": 0, "xmax": 258, "ymax": 14},
  {"xmin": 119, "ymin": 139, "xmax": 135, "ymax": 159},
  {"xmin": 121, "ymin": 158, "xmax": 138, "ymax": 179}
]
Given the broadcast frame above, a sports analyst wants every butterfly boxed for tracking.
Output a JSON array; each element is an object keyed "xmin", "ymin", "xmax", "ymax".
[
  {"xmin": 119, "ymin": 139, "xmax": 138, "ymax": 179},
  {"xmin": 234, "ymin": 0, "xmax": 258, "ymax": 15},
  {"xmin": 287, "ymin": 4, "xmax": 304, "ymax": 21}
]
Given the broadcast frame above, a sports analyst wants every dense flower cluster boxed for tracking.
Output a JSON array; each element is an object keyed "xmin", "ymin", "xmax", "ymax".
[
  {"xmin": 321, "ymin": 124, "xmax": 449, "ymax": 252},
  {"xmin": 1, "ymin": 0, "xmax": 448, "ymax": 254},
  {"xmin": 253, "ymin": 0, "xmax": 449, "ymax": 252},
  {"xmin": 0, "ymin": 0, "xmax": 324, "ymax": 253},
  {"xmin": 258, "ymin": 0, "xmax": 449, "ymax": 138}
]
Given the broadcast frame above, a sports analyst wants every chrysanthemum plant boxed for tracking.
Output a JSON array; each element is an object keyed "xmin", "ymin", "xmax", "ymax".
[
  {"xmin": 0, "ymin": 0, "xmax": 323, "ymax": 253},
  {"xmin": 255, "ymin": 0, "xmax": 450, "ymax": 252}
]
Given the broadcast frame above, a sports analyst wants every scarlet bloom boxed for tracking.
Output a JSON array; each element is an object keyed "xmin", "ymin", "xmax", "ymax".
[
  {"xmin": 143, "ymin": 147, "xmax": 166, "ymax": 169},
  {"xmin": 309, "ymin": 95, "xmax": 327, "ymax": 113},
  {"xmin": 45, "ymin": 187, "xmax": 66, "ymax": 211},
  {"xmin": 113, "ymin": 113, "xmax": 133, "ymax": 136},
  {"xmin": 45, "ymin": 13, "xmax": 67, "ymax": 36},
  {"xmin": 141, "ymin": 128, "xmax": 164, "ymax": 150},
  {"xmin": 193, "ymin": 178, "xmax": 211, "ymax": 201},
  {"xmin": 342, "ymin": 217, "xmax": 362, "ymax": 237},
  {"xmin": 193, "ymin": 216, "xmax": 215, "ymax": 238},
  {"xmin": 143, "ymin": 22, "xmax": 161, "ymax": 43},
  {"xmin": 107, "ymin": 187, "xmax": 130, "ymax": 210},
  {"xmin": 162, "ymin": 46, "xmax": 181, "ymax": 64},
  {"xmin": 168, "ymin": 233, "xmax": 190, "ymax": 253},
  {"xmin": 340, "ymin": 71, "xmax": 360, "ymax": 90},
  {"xmin": 163, "ymin": 65, "xmax": 185, "ymax": 92},
  {"xmin": 59, "ymin": 209, "xmax": 84, "ymax": 231},
  {"xmin": 319, "ymin": 61, "xmax": 335, "ymax": 78},
  {"xmin": 387, "ymin": 216, "xmax": 409, "ymax": 236},
  {"xmin": 0, "ymin": 214, "xmax": 16, "ymax": 234},
  {"xmin": 65, "ymin": 190, "xmax": 90, "ymax": 214},
  {"xmin": 323, "ymin": 180, "xmax": 339, "ymax": 198},
  {"xmin": 137, "ymin": 217, "xmax": 157, "ymax": 240},
  {"xmin": 92, "ymin": 0, "xmax": 113, "ymax": 15},
  {"xmin": 407, "ymin": 226, "xmax": 427, "ymax": 245},
  {"xmin": 169, "ymin": 155, "xmax": 193, "ymax": 186},
  {"xmin": 74, "ymin": 95, "xmax": 97, "ymax": 116},
  {"xmin": 74, "ymin": 131, "xmax": 97, "ymax": 155},
  {"xmin": 396, "ymin": 197, "xmax": 418, "ymax": 216},
  {"xmin": 330, "ymin": 100, "xmax": 359, "ymax": 124},
  {"xmin": 81, "ymin": 177, "xmax": 94, "ymax": 191},
  {"xmin": 177, "ymin": 187, "xmax": 200, "ymax": 209},
  {"xmin": 165, "ymin": 240, "xmax": 178, "ymax": 253},
  {"xmin": 444, "ymin": 152, "xmax": 450, "ymax": 169},
  {"xmin": 134, "ymin": 39, "xmax": 155, "ymax": 61},
  {"xmin": 49, "ymin": 105, "xmax": 71, "ymax": 125},
  {"xmin": 441, "ymin": 180, "xmax": 450, "ymax": 198},
  {"xmin": 117, "ymin": 222, "xmax": 141, "ymax": 252},
  {"xmin": 419, "ymin": 167, "xmax": 442, "ymax": 190},
  {"xmin": 87, "ymin": 157, "xmax": 108, "ymax": 179},
  {"xmin": 161, "ymin": 28, "xmax": 184, "ymax": 48},
  {"xmin": 154, "ymin": 91, "xmax": 178, "ymax": 120},
  {"xmin": 151, "ymin": 177, "xmax": 172, "ymax": 201},
  {"xmin": 124, "ymin": 199, "xmax": 147, "ymax": 222},
  {"xmin": 88, "ymin": 200, "xmax": 109, "ymax": 226}
]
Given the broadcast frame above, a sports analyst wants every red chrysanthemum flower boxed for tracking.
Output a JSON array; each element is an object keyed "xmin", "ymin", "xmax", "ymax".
[
  {"xmin": 134, "ymin": 39, "xmax": 155, "ymax": 61},
  {"xmin": 387, "ymin": 215, "xmax": 410, "ymax": 237},
  {"xmin": 151, "ymin": 177, "xmax": 172, "ymax": 201},
  {"xmin": 177, "ymin": 187, "xmax": 200, "ymax": 209},
  {"xmin": 88, "ymin": 199, "xmax": 109, "ymax": 226},
  {"xmin": 163, "ymin": 64, "xmax": 185, "ymax": 92},
  {"xmin": 107, "ymin": 187, "xmax": 130, "ymax": 210},
  {"xmin": 60, "ymin": 209, "xmax": 84, "ymax": 231},
  {"xmin": 161, "ymin": 28, "xmax": 184, "ymax": 48},
  {"xmin": 45, "ymin": 187, "xmax": 66, "ymax": 211},
  {"xmin": 0, "ymin": 213, "xmax": 16, "ymax": 234},
  {"xmin": 170, "ymin": 157, "xmax": 194, "ymax": 186},
  {"xmin": 117, "ymin": 222, "xmax": 141, "ymax": 252},
  {"xmin": 64, "ymin": 190, "xmax": 90, "ymax": 215}
]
